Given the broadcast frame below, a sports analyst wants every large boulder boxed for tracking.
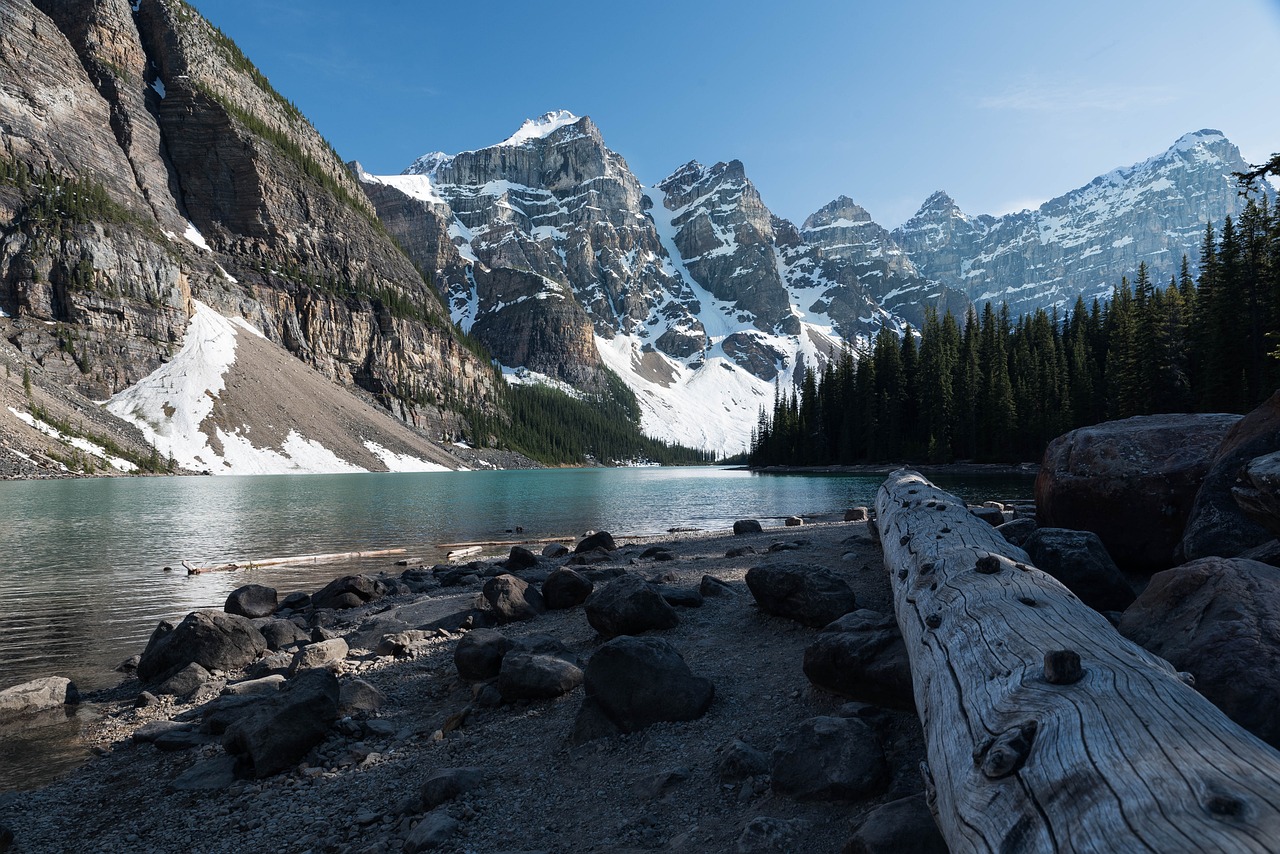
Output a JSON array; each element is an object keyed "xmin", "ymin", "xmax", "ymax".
[
  {"xmin": 482, "ymin": 574, "xmax": 545, "ymax": 623},
  {"xmin": 222, "ymin": 668, "xmax": 340, "ymax": 778},
  {"xmin": 1181, "ymin": 393, "xmax": 1280, "ymax": 562},
  {"xmin": 770, "ymin": 716, "xmax": 888, "ymax": 801},
  {"xmin": 0, "ymin": 676, "xmax": 79, "ymax": 717},
  {"xmin": 1236, "ymin": 452, "xmax": 1280, "ymax": 536},
  {"xmin": 745, "ymin": 564, "xmax": 858, "ymax": 627},
  {"xmin": 575, "ymin": 531, "xmax": 617, "ymax": 553},
  {"xmin": 497, "ymin": 652, "xmax": 583, "ymax": 701},
  {"xmin": 844, "ymin": 793, "xmax": 947, "ymax": 854},
  {"xmin": 223, "ymin": 584, "xmax": 278, "ymax": 619},
  {"xmin": 583, "ymin": 574, "xmax": 679, "ymax": 638},
  {"xmin": 454, "ymin": 629, "xmax": 515, "ymax": 681},
  {"xmin": 570, "ymin": 636, "xmax": 713, "ymax": 743},
  {"xmin": 802, "ymin": 610, "xmax": 914, "ymax": 710},
  {"xmin": 288, "ymin": 638, "xmax": 349, "ymax": 675},
  {"xmin": 137, "ymin": 610, "xmax": 267, "ymax": 683},
  {"xmin": 311, "ymin": 575, "xmax": 385, "ymax": 610},
  {"xmin": 1023, "ymin": 528, "xmax": 1135, "ymax": 612},
  {"xmin": 541, "ymin": 567, "xmax": 594, "ymax": 610},
  {"xmin": 1118, "ymin": 556, "xmax": 1280, "ymax": 748},
  {"xmin": 1036, "ymin": 413, "xmax": 1241, "ymax": 572},
  {"xmin": 257, "ymin": 619, "xmax": 311, "ymax": 652}
]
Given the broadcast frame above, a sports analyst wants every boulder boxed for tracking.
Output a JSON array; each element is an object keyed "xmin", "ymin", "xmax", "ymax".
[
  {"xmin": 803, "ymin": 610, "xmax": 914, "ymax": 709},
  {"xmin": 507, "ymin": 545, "xmax": 538, "ymax": 569},
  {"xmin": 541, "ymin": 567, "xmax": 594, "ymax": 610},
  {"xmin": 454, "ymin": 629, "xmax": 514, "ymax": 681},
  {"xmin": 339, "ymin": 679, "xmax": 385, "ymax": 715},
  {"xmin": 154, "ymin": 662, "xmax": 213, "ymax": 697},
  {"xmin": 718, "ymin": 738, "xmax": 769, "ymax": 783},
  {"xmin": 785, "ymin": 516, "xmax": 804, "ymax": 527},
  {"xmin": 844, "ymin": 507, "xmax": 870, "ymax": 522},
  {"xmin": 1180, "ymin": 393, "xmax": 1280, "ymax": 562},
  {"xmin": 725, "ymin": 546, "xmax": 756, "ymax": 558},
  {"xmin": 288, "ymin": 638, "xmax": 349, "ymax": 675},
  {"xmin": 843, "ymin": 793, "xmax": 947, "ymax": 854},
  {"xmin": 737, "ymin": 817, "xmax": 807, "ymax": 854},
  {"xmin": 570, "ymin": 636, "xmax": 713, "ymax": 742},
  {"xmin": 575, "ymin": 531, "xmax": 617, "ymax": 553},
  {"xmin": 745, "ymin": 564, "xmax": 858, "ymax": 627},
  {"xmin": 1236, "ymin": 451, "xmax": 1280, "ymax": 536},
  {"xmin": 257, "ymin": 619, "xmax": 311, "ymax": 652},
  {"xmin": 770, "ymin": 715, "xmax": 888, "ymax": 801},
  {"xmin": 542, "ymin": 542, "xmax": 570, "ymax": 558},
  {"xmin": 222, "ymin": 668, "xmax": 340, "ymax": 778},
  {"xmin": 376, "ymin": 630, "xmax": 436, "ymax": 658},
  {"xmin": 1037, "ymin": 413, "xmax": 1241, "ymax": 571},
  {"xmin": 995, "ymin": 517, "xmax": 1037, "ymax": 548},
  {"xmin": 1023, "ymin": 528, "xmax": 1135, "ymax": 612},
  {"xmin": 311, "ymin": 575, "xmax": 384, "ymax": 610},
  {"xmin": 0, "ymin": 676, "xmax": 79, "ymax": 716},
  {"xmin": 222, "ymin": 675, "xmax": 285, "ymax": 697},
  {"xmin": 969, "ymin": 506, "xmax": 1005, "ymax": 526},
  {"xmin": 700, "ymin": 575, "xmax": 738, "ymax": 597},
  {"xmin": 404, "ymin": 810, "xmax": 459, "ymax": 853},
  {"xmin": 1119, "ymin": 556, "xmax": 1280, "ymax": 747},
  {"xmin": 482, "ymin": 574, "xmax": 545, "ymax": 623},
  {"xmin": 170, "ymin": 756, "xmax": 238, "ymax": 792},
  {"xmin": 277, "ymin": 591, "xmax": 311, "ymax": 612},
  {"xmin": 497, "ymin": 652, "xmax": 584, "ymax": 701},
  {"xmin": 224, "ymin": 584, "xmax": 278, "ymax": 619},
  {"xmin": 733, "ymin": 520, "xmax": 763, "ymax": 535},
  {"xmin": 655, "ymin": 585, "xmax": 704, "ymax": 608},
  {"xmin": 421, "ymin": 767, "xmax": 484, "ymax": 810},
  {"xmin": 137, "ymin": 610, "xmax": 267, "ymax": 683},
  {"xmin": 584, "ymin": 574, "xmax": 680, "ymax": 638},
  {"xmin": 567, "ymin": 549, "xmax": 612, "ymax": 567}
]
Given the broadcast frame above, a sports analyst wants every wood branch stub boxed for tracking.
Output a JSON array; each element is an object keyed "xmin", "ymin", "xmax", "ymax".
[{"xmin": 876, "ymin": 468, "xmax": 1280, "ymax": 853}]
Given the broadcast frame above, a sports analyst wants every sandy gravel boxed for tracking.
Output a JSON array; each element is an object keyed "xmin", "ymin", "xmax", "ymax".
[{"xmin": 0, "ymin": 519, "xmax": 931, "ymax": 854}]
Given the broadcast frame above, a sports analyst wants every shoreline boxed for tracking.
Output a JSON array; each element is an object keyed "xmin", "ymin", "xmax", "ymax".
[{"xmin": 744, "ymin": 461, "xmax": 1040, "ymax": 476}]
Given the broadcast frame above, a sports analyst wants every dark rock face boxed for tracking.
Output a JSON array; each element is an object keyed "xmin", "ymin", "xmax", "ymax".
[
  {"xmin": 541, "ymin": 567, "xmax": 594, "ymax": 610},
  {"xmin": 1181, "ymin": 391, "xmax": 1280, "ymax": 562},
  {"xmin": 996, "ymin": 517, "xmax": 1038, "ymax": 548},
  {"xmin": 222, "ymin": 668, "xmax": 339, "ymax": 778},
  {"xmin": 803, "ymin": 610, "xmax": 914, "ymax": 710},
  {"xmin": 571, "ymin": 636, "xmax": 713, "ymax": 742},
  {"xmin": 745, "ymin": 564, "xmax": 858, "ymax": 627},
  {"xmin": 583, "ymin": 574, "xmax": 680, "ymax": 638},
  {"xmin": 137, "ymin": 610, "xmax": 266, "ymax": 683},
  {"xmin": 843, "ymin": 793, "xmax": 947, "ymax": 854},
  {"xmin": 224, "ymin": 585, "xmax": 278, "ymax": 619},
  {"xmin": 482, "ymin": 574, "xmax": 546, "ymax": 623},
  {"xmin": 1236, "ymin": 452, "xmax": 1280, "ymax": 537},
  {"xmin": 311, "ymin": 575, "xmax": 384, "ymax": 611},
  {"xmin": 454, "ymin": 629, "xmax": 514, "ymax": 682},
  {"xmin": 1119, "ymin": 556, "xmax": 1280, "ymax": 748},
  {"xmin": 497, "ymin": 652, "xmax": 583, "ymax": 701},
  {"xmin": 770, "ymin": 716, "xmax": 888, "ymax": 801},
  {"xmin": 1023, "ymin": 528, "xmax": 1135, "ymax": 612},
  {"xmin": 733, "ymin": 520, "xmax": 763, "ymax": 535},
  {"xmin": 1036, "ymin": 414, "xmax": 1240, "ymax": 572}
]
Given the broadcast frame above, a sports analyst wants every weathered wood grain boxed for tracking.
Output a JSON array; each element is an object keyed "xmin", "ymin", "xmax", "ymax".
[{"xmin": 876, "ymin": 468, "xmax": 1280, "ymax": 853}]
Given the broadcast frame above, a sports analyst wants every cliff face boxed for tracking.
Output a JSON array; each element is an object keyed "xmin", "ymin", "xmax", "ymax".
[{"xmin": 0, "ymin": 0, "xmax": 497, "ymax": 449}]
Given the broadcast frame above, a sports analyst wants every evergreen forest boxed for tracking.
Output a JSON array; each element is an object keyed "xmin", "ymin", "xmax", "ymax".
[{"xmin": 750, "ymin": 197, "xmax": 1280, "ymax": 466}]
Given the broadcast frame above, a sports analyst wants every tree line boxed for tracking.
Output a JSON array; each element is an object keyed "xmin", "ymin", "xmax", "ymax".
[{"xmin": 750, "ymin": 196, "xmax": 1280, "ymax": 466}]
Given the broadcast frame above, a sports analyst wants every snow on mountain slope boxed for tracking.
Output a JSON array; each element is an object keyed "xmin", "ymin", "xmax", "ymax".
[{"xmin": 106, "ymin": 302, "xmax": 458, "ymax": 474}]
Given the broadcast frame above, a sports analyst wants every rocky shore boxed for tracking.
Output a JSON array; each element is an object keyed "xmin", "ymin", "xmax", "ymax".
[{"xmin": 0, "ymin": 518, "xmax": 953, "ymax": 854}]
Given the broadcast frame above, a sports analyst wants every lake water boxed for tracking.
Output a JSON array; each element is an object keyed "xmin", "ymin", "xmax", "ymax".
[{"xmin": 0, "ymin": 466, "xmax": 1033, "ymax": 694}]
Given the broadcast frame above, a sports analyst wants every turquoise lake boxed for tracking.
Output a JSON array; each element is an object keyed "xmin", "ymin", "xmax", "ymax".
[{"xmin": 0, "ymin": 466, "xmax": 1034, "ymax": 693}]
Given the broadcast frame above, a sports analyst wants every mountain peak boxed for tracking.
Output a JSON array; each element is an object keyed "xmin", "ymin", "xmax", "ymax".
[
  {"xmin": 402, "ymin": 151, "xmax": 453, "ymax": 177},
  {"xmin": 915, "ymin": 190, "xmax": 962, "ymax": 218},
  {"xmin": 802, "ymin": 195, "xmax": 873, "ymax": 231},
  {"xmin": 1171, "ymin": 128, "xmax": 1227, "ymax": 151},
  {"xmin": 498, "ymin": 110, "xmax": 584, "ymax": 147}
]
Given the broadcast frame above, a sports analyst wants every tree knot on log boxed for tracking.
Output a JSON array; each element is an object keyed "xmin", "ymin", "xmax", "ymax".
[
  {"xmin": 975, "ymin": 555, "xmax": 1001, "ymax": 575},
  {"xmin": 897, "ymin": 569, "xmax": 908, "ymax": 581},
  {"xmin": 925, "ymin": 613, "xmax": 942, "ymax": 629},
  {"xmin": 977, "ymin": 721, "xmax": 1038, "ymax": 779},
  {"xmin": 1018, "ymin": 596, "xmax": 1037, "ymax": 607},
  {"xmin": 899, "ymin": 534, "xmax": 911, "ymax": 546},
  {"xmin": 920, "ymin": 561, "xmax": 936, "ymax": 575},
  {"xmin": 1203, "ymin": 786, "xmax": 1249, "ymax": 821},
  {"xmin": 1043, "ymin": 649, "xmax": 1084, "ymax": 685}
]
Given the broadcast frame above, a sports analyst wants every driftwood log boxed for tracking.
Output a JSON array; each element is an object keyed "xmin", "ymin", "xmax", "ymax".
[{"xmin": 875, "ymin": 468, "xmax": 1280, "ymax": 852}]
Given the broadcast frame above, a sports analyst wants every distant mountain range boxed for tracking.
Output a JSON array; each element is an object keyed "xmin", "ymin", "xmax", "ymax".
[{"xmin": 361, "ymin": 114, "xmax": 1261, "ymax": 454}]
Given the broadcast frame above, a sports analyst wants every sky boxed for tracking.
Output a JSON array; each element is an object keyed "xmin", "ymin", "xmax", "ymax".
[{"xmin": 189, "ymin": 0, "xmax": 1280, "ymax": 228}]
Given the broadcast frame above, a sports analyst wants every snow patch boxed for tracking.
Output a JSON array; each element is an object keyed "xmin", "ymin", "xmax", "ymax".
[
  {"xmin": 363, "ymin": 440, "xmax": 450, "ymax": 472},
  {"xmin": 7, "ymin": 406, "xmax": 137, "ymax": 471},
  {"xmin": 498, "ymin": 110, "xmax": 581, "ymax": 147},
  {"xmin": 183, "ymin": 221, "xmax": 211, "ymax": 252}
]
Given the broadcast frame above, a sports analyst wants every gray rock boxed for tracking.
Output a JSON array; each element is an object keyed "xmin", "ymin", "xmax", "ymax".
[
  {"xmin": 737, "ymin": 817, "xmax": 808, "ymax": 853},
  {"xmin": 733, "ymin": 520, "xmax": 764, "ymax": 535},
  {"xmin": 785, "ymin": 516, "xmax": 804, "ymax": 527},
  {"xmin": 483, "ymin": 574, "xmax": 546, "ymax": 623},
  {"xmin": 745, "ymin": 563, "xmax": 858, "ymax": 627},
  {"xmin": 845, "ymin": 507, "xmax": 870, "ymax": 522},
  {"xmin": 169, "ymin": 756, "xmax": 238, "ymax": 792},
  {"xmin": 541, "ymin": 567, "xmax": 594, "ymax": 610},
  {"xmin": 454, "ymin": 629, "xmax": 515, "ymax": 681},
  {"xmin": 575, "ymin": 531, "xmax": 617, "ymax": 553},
  {"xmin": 222, "ymin": 668, "xmax": 340, "ymax": 778},
  {"xmin": 725, "ymin": 546, "xmax": 756, "ymax": 558},
  {"xmin": 771, "ymin": 715, "xmax": 888, "ymax": 801},
  {"xmin": 542, "ymin": 542, "xmax": 570, "ymax": 558},
  {"xmin": 584, "ymin": 574, "xmax": 680, "ymax": 638},
  {"xmin": 257, "ymin": 619, "xmax": 311, "ymax": 652},
  {"xmin": 1119, "ymin": 556, "xmax": 1280, "ymax": 748},
  {"xmin": 1236, "ymin": 451, "xmax": 1280, "ymax": 536},
  {"xmin": 497, "ymin": 652, "xmax": 583, "ymax": 701},
  {"xmin": 655, "ymin": 584, "xmax": 704, "ymax": 608},
  {"xmin": 288, "ymin": 637, "xmax": 349, "ymax": 675},
  {"xmin": 1024, "ymin": 528, "xmax": 1135, "ymax": 612},
  {"xmin": 154, "ymin": 662, "xmax": 212, "ymax": 697},
  {"xmin": 844, "ymin": 793, "xmax": 947, "ymax": 854},
  {"xmin": 339, "ymin": 679, "xmax": 385, "ymax": 715},
  {"xmin": 420, "ymin": 767, "xmax": 484, "ymax": 809},
  {"xmin": 224, "ymin": 584, "xmax": 278, "ymax": 619},
  {"xmin": 153, "ymin": 727, "xmax": 209, "ymax": 752},
  {"xmin": 0, "ymin": 677, "xmax": 79, "ymax": 717},
  {"xmin": 277, "ymin": 592, "xmax": 311, "ymax": 611},
  {"xmin": 969, "ymin": 506, "xmax": 1005, "ymax": 526},
  {"xmin": 311, "ymin": 574, "xmax": 385, "ymax": 610},
  {"xmin": 221, "ymin": 675, "xmax": 285, "ymax": 697},
  {"xmin": 996, "ymin": 517, "xmax": 1038, "ymax": 547},
  {"xmin": 718, "ymin": 739, "xmax": 769, "ymax": 783},
  {"xmin": 376, "ymin": 630, "xmax": 437, "ymax": 658},
  {"xmin": 246, "ymin": 651, "xmax": 294, "ymax": 679},
  {"xmin": 132, "ymin": 719, "xmax": 192, "ymax": 743},
  {"xmin": 404, "ymin": 809, "xmax": 460, "ymax": 853},
  {"xmin": 507, "ymin": 545, "xmax": 539, "ymax": 569},
  {"xmin": 803, "ymin": 609, "xmax": 914, "ymax": 710},
  {"xmin": 570, "ymin": 636, "xmax": 713, "ymax": 743},
  {"xmin": 137, "ymin": 610, "xmax": 267, "ymax": 684},
  {"xmin": 700, "ymin": 575, "xmax": 738, "ymax": 596}
]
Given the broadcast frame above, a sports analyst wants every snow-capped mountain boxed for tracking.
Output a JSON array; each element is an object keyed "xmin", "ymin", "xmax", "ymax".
[
  {"xmin": 361, "ymin": 112, "xmax": 899, "ymax": 455},
  {"xmin": 892, "ymin": 129, "xmax": 1264, "ymax": 316}
]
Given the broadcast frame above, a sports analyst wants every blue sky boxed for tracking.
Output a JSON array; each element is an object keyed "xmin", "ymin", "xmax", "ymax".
[{"xmin": 190, "ymin": 0, "xmax": 1280, "ymax": 227}]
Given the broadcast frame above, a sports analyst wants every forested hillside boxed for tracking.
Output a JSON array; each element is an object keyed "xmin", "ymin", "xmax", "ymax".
[{"xmin": 750, "ymin": 196, "xmax": 1280, "ymax": 466}]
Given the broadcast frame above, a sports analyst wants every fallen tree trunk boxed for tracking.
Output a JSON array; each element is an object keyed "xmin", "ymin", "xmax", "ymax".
[{"xmin": 875, "ymin": 468, "xmax": 1280, "ymax": 852}]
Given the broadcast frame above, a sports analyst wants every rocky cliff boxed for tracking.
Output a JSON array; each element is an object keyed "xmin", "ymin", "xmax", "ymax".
[{"xmin": 0, "ymin": 0, "xmax": 500, "ymax": 474}]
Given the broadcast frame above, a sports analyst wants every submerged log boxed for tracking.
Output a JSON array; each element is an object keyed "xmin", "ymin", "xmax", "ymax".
[
  {"xmin": 875, "ymin": 468, "xmax": 1280, "ymax": 853},
  {"xmin": 183, "ymin": 548, "xmax": 407, "ymax": 574}
]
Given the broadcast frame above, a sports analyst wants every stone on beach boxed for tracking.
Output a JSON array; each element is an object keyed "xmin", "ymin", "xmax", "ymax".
[
  {"xmin": 733, "ymin": 520, "xmax": 763, "ymax": 535},
  {"xmin": 136, "ymin": 610, "xmax": 267, "ymax": 684},
  {"xmin": 745, "ymin": 563, "xmax": 858, "ymax": 627},
  {"xmin": 482, "ymin": 574, "xmax": 546, "ymax": 623},
  {"xmin": 222, "ymin": 668, "xmax": 340, "ymax": 778},
  {"xmin": 1023, "ymin": 528, "xmax": 1135, "ymax": 612},
  {"xmin": 583, "ymin": 573, "xmax": 680, "ymax": 638},
  {"xmin": 0, "ymin": 676, "xmax": 79, "ymax": 717},
  {"xmin": 803, "ymin": 610, "xmax": 914, "ymax": 710},
  {"xmin": 574, "ymin": 531, "xmax": 617, "ymax": 553},
  {"xmin": 223, "ymin": 584, "xmax": 278, "ymax": 619},
  {"xmin": 770, "ymin": 715, "xmax": 888, "ymax": 801},
  {"xmin": 541, "ymin": 567, "xmax": 594, "ymax": 610}
]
